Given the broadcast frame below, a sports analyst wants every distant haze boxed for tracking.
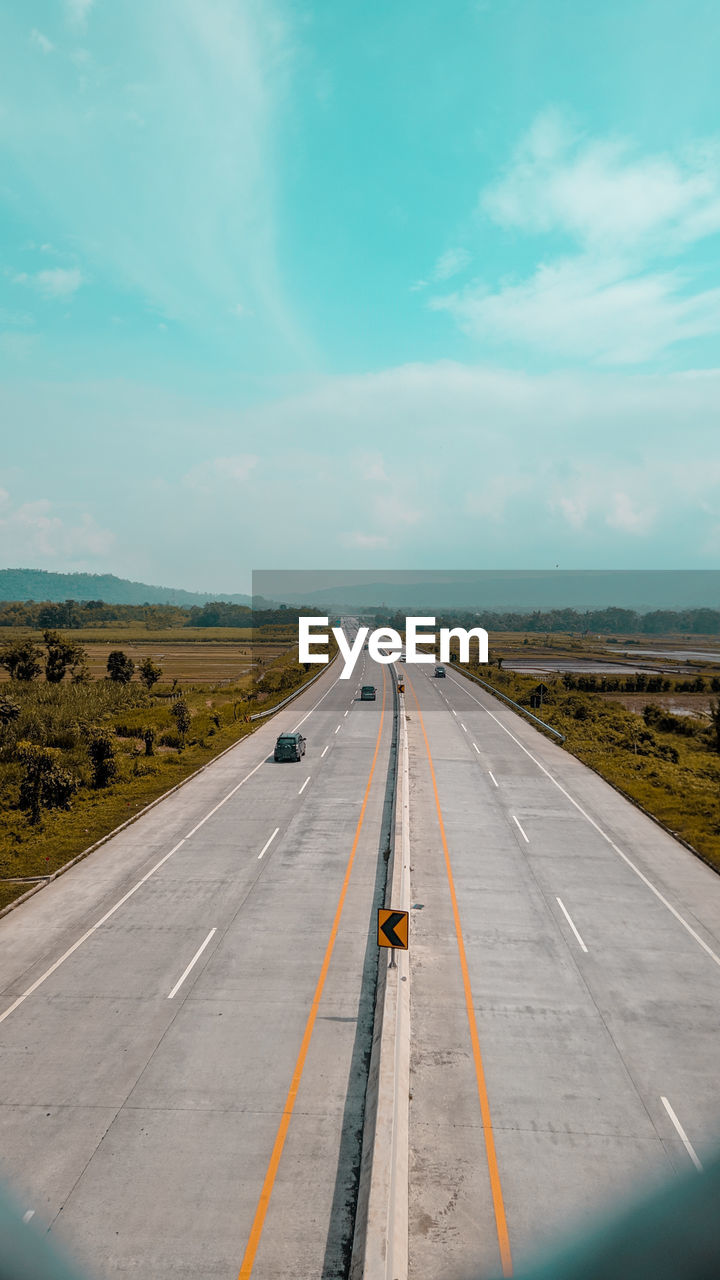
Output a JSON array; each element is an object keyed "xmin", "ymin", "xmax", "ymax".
[{"xmin": 254, "ymin": 571, "xmax": 720, "ymax": 614}]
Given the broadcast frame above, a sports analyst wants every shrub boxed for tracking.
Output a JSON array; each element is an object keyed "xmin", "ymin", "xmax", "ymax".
[
  {"xmin": 0, "ymin": 638, "xmax": 43, "ymax": 681},
  {"xmin": 171, "ymin": 698, "xmax": 191, "ymax": 746},
  {"xmin": 17, "ymin": 741, "xmax": 78, "ymax": 823},
  {"xmin": 0, "ymin": 696, "xmax": 21, "ymax": 728},
  {"xmin": 88, "ymin": 729, "xmax": 118, "ymax": 787}
]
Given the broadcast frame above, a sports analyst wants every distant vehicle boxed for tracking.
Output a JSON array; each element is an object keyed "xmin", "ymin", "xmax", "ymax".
[
  {"xmin": 434, "ymin": 665, "xmax": 446, "ymax": 678},
  {"xmin": 361, "ymin": 685, "xmax": 376, "ymax": 701},
  {"xmin": 274, "ymin": 731, "xmax": 306, "ymax": 761}
]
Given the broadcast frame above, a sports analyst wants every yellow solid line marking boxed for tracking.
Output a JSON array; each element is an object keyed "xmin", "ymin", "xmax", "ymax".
[
  {"xmin": 237, "ymin": 666, "xmax": 387, "ymax": 1279},
  {"xmin": 407, "ymin": 675, "xmax": 513, "ymax": 1276}
]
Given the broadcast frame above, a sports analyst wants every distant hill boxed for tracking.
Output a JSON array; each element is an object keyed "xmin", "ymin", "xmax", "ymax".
[
  {"xmin": 0, "ymin": 569, "xmax": 250, "ymax": 607},
  {"xmin": 270, "ymin": 571, "xmax": 720, "ymax": 613}
]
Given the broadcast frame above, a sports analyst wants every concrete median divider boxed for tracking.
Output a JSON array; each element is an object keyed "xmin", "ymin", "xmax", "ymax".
[{"xmin": 351, "ymin": 680, "xmax": 411, "ymax": 1280}]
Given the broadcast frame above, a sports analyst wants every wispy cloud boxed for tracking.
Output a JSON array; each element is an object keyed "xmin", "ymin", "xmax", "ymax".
[
  {"xmin": 31, "ymin": 267, "xmax": 85, "ymax": 298},
  {"xmin": 30, "ymin": 29, "xmax": 54, "ymax": 54},
  {"xmin": 432, "ymin": 257, "xmax": 720, "ymax": 364},
  {"xmin": 432, "ymin": 110, "xmax": 720, "ymax": 365},
  {"xmin": 64, "ymin": 0, "xmax": 95, "ymax": 28},
  {"xmin": 483, "ymin": 109, "xmax": 720, "ymax": 252},
  {"xmin": 412, "ymin": 246, "xmax": 472, "ymax": 293},
  {"xmin": 432, "ymin": 247, "xmax": 472, "ymax": 281},
  {"xmin": 4, "ymin": 1, "xmax": 311, "ymax": 361},
  {"xmin": 0, "ymin": 491, "xmax": 115, "ymax": 565}
]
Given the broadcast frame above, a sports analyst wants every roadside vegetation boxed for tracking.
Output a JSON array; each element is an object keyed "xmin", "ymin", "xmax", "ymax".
[
  {"xmin": 0, "ymin": 618, "xmax": 334, "ymax": 912},
  {"xmin": 455, "ymin": 653, "xmax": 720, "ymax": 871}
]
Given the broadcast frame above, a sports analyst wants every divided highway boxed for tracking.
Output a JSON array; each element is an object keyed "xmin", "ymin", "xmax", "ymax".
[
  {"xmin": 2, "ymin": 641, "xmax": 720, "ymax": 1280},
  {"xmin": 0, "ymin": 646, "xmax": 394, "ymax": 1279},
  {"xmin": 404, "ymin": 661, "xmax": 720, "ymax": 1278}
]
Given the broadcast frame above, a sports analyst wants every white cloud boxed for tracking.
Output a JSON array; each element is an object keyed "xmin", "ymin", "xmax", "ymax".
[
  {"xmin": 340, "ymin": 532, "xmax": 391, "ymax": 550},
  {"xmin": 433, "ymin": 247, "xmax": 472, "ymax": 281},
  {"xmin": 64, "ymin": 0, "xmax": 95, "ymax": 28},
  {"xmin": 0, "ymin": 495, "xmax": 115, "ymax": 564},
  {"xmin": 19, "ymin": 267, "xmax": 85, "ymax": 299},
  {"xmin": 483, "ymin": 109, "xmax": 720, "ymax": 253},
  {"xmin": 184, "ymin": 454, "xmax": 259, "ymax": 490},
  {"xmin": 30, "ymin": 29, "xmax": 54, "ymax": 54},
  {"xmin": 606, "ymin": 491, "xmax": 655, "ymax": 535},
  {"xmin": 433, "ymin": 257, "xmax": 720, "ymax": 363},
  {"xmin": 428, "ymin": 111, "xmax": 720, "ymax": 365}
]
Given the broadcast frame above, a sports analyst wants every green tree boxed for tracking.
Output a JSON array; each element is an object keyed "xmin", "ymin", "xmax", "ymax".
[
  {"xmin": 171, "ymin": 697, "xmax": 191, "ymax": 746},
  {"xmin": 88, "ymin": 729, "xmax": 118, "ymax": 787},
  {"xmin": 0, "ymin": 638, "xmax": 43, "ymax": 681},
  {"xmin": 43, "ymin": 629, "xmax": 88, "ymax": 683},
  {"xmin": 107, "ymin": 651, "xmax": 135, "ymax": 684},
  {"xmin": 139, "ymin": 657, "xmax": 163, "ymax": 689},
  {"xmin": 143, "ymin": 726, "xmax": 156, "ymax": 756},
  {"xmin": 17, "ymin": 742, "xmax": 78, "ymax": 824}
]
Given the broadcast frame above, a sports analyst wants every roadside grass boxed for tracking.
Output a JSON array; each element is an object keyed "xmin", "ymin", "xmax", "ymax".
[
  {"xmin": 456, "ymin": 660, "xmax": 720, "ymax": 872},
  {"xmin": 0, "ymin": 646, "xmax": 331, "ymax": 910}
]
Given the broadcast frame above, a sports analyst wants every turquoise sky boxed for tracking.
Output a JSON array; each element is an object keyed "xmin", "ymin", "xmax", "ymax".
[{"xmin": 1, "ymin": 0, "xmax": 719, "ymax": 592}]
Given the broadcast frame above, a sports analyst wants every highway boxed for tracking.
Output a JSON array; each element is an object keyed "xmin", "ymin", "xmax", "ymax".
[
  {"xmin": 404, "ymin": 661, "xmax": 720, "ymax": 1278},
  {"xmin": 2, "ymin": 643, "xmax": 720, "ymax": 1280},
  {"xmin": 0, "ymin": 646, "xmax": 395, "ymax": 1279}
]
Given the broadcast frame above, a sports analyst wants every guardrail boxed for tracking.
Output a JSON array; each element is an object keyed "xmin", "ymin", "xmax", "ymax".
[
  {"xmin": 449, "ymin": 660, "xmax": 566, "ymax": 742},
  {"xmin": 248, "ymin": 652, "xmax": 338, "ymax": 720}
]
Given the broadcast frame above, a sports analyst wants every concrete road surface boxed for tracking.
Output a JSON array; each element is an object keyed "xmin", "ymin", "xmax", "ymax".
[
  {"xmin": 0, "ymin": 647, "xmax": 395, "ymax": 1280},
  {"xmin": 404, "ymin": 661, "xmax": 720, "ymax": 1279}
]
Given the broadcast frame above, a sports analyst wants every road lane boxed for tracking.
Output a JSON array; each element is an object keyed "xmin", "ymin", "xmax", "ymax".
[
  {"xmin": 406, "ymin": 662, "xmax": 720, "ymax": 1276},
  {"xmin": 0, "ymin": 649, "xmax": 395, "ymax": 1278}
]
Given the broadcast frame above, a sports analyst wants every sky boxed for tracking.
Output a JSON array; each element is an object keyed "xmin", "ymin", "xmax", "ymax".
[{"xmin": 1, "ymin": 0, "xmax": 720, "ymax": 593}]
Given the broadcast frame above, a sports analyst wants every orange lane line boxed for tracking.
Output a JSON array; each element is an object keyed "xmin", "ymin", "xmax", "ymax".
[
  {"xmin": 407, "ymin": 674, "xmax": 513, "ymax": 1277},
  {"xmin": 237, "ymin": 665, "xmax": 387, "ymax": 1280}
]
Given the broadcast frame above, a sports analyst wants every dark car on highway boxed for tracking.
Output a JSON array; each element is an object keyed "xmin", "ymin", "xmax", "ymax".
[
  {"xmin": 360, "ymin": 685, "xmax": 376, "ymax": 700},
  {"xmin": 274, "ymin": 731, "xmax": 306, "ymax": 761},
  {"xmin": 434, "ymin": 665, "xmax": 446, "ymax": 677}
]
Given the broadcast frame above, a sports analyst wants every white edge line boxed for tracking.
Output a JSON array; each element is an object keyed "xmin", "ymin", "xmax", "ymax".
[
  {"xmin": 447, "ymin": 672, "xmax": 720, "ymax": 969},
  {"xmin": 661, "ymin": 1096, "xmax": 703, "ymax": 1171},
  {"xmin": 168, "ymin": 928, "xmax": 217, "ymax": 999},
  {"xmin": 556, "ymin": 897, "xmax": 588, "ymax": 953},
  {"xmin": 292, "ymin": 673, "xmax": 341, "ymax": 731},
  {"xmin": 0, "ymin": 836, "xmax": 185, "ymax": 1025},
  {"xmin": 335, "ymin": 724, "xmax": 341, "ymax": 733},
  {"xmin": 0, "ymin": 674, "xmax": 345, "ymax": 1025},
  {"xmin": 298, "ymin": 776, "xmax": 311, "ymax": 795},
  {"xmin": 488, "ymin": 770, "xmax": 499, "ymax": 787},
  {"xmin": 512, "ymin": 814, "xmax": 530, "ymax": 843},
  {"xmin": 258, "ymin": 826, "xmax": 280, "ymax": 860}
]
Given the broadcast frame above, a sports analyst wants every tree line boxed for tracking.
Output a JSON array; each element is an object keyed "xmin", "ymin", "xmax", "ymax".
[
  {"xmin": 0, "ymin": 599, "xmax": 322, "ymax": 630},
  {"xmin": 371, "ymin": 606, "xmax": 720, "ymax": 635}
]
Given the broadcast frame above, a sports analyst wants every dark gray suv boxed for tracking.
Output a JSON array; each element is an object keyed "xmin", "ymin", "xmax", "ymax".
[{"xmin": 274, "ymin": 731, "xmax": 306, "ymax": 762}]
